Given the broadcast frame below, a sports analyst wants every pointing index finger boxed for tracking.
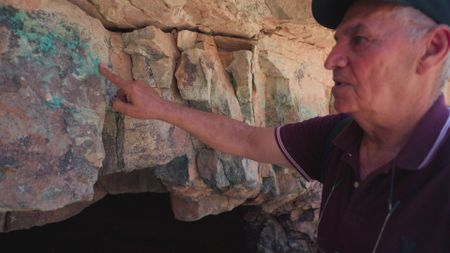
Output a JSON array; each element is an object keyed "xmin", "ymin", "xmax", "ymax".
[{"xmin": 99, "ymin": 64, "xmax": 131, "ymax": 92}]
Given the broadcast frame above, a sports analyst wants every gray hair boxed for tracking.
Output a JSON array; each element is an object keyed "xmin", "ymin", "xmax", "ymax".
[
  {"xmin": 443, "ymin": 55, "xmax": 450, "ymax": 88},
  {"xmin": 393, "ymin": 5, "xmax": 450, "ymax": 89},
  {"xmin": 392, "ymin": 5, "xmax": 436, "ymax": 40}
]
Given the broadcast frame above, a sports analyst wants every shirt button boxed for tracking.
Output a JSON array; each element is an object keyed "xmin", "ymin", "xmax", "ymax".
[
  {"xmin": 347, "ymin": 153, "xmax": 352, "ymax": 157},
  {"xmin": 353, "ymin": 182, "xmax": 359, "ymax": 188}
]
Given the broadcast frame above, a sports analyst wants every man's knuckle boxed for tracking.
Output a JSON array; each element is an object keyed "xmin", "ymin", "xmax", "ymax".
[{"xmin": 129, "ymin": 84, "xmax": 140, "ymax": 93}]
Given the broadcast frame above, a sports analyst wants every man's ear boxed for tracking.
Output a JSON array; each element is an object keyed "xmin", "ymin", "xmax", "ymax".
[{"xmin": 417, "ymin": 25, "xmax": 450, "ymax": 75}]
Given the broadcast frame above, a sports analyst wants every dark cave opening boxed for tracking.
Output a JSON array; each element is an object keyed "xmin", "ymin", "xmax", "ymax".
[{"xmin": 0, "ymin": 193, "xmax": 249, "ymax": 253}]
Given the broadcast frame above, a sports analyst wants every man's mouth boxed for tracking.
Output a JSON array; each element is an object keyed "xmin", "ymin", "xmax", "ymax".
[{"xmin": 334, "ymin": 82, "xmax": 350, "ymax": 86}]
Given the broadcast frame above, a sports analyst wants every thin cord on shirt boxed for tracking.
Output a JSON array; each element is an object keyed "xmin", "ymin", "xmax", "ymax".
[{"xmin": 372, "ymin": 164, "xmax": 400, "ymax": 253}]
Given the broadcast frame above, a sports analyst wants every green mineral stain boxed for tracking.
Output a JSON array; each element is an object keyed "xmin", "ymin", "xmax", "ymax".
[
  {"xmin": 42, "ymin": 72, "xmax": 54, "ymax": 84},
  {"xmin": 9, "ymin": 10, "xmax": 26, "ymax": 30},
  {"xmin": 299, "ymin": 107, "xmax": 315, "ymax": 119},
  {"xmin": 38, "ymin": 35, "xmax": 56, "ymax": 54},
  {"xmin": 45, "ymin": 96, "xmax": 62, "ymax": 109},
  {"xmin": 64, "ymin": 107, "xmax": 78, "ymax": 114},
  {"xmin": 1, "ymin": 6, "xmax": 101, "ymax": 81}
]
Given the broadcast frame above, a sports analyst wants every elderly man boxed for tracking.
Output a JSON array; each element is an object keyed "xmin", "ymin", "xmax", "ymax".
[{"xmin": 100, "ymin": 0, "xmax": 450, "ymax": 252}]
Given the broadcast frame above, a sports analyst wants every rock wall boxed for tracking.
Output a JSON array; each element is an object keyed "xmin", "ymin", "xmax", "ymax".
[{"xmin": 0, "ymin": 0, "xmax": 448, "ymax": 252}]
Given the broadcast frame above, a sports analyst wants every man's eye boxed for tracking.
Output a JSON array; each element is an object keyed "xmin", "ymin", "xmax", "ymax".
[{"xmin": 352, "ymin": 35, "xmax": 369, "ymax": 45}]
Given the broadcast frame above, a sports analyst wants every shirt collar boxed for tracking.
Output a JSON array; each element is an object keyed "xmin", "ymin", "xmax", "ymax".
[{"xmin": 333, "ymin": 95, "xmax": 450, "ymax": 171}]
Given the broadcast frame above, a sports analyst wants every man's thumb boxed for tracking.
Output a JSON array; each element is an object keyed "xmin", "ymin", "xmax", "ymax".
[{"xmin": 112, "ymin": 99, "xmax": 134, "ymax": 116}]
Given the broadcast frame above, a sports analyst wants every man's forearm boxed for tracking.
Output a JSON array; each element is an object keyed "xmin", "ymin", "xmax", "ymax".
[{"xmin": 160, "ymin": 101, "xmax": 255, "ymax": 158}]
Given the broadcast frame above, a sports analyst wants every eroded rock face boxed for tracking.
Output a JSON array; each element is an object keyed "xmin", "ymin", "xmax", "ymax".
[
  {"xmin": 1, "ymin": 0, "xmax": 333, "ymax": 250},
  {"xmin": 0, "ymin": 0, "xmax": 109, "ymax": 211},
  {"xmin": 120, "ymin": 26, "xmax": 193, "ymax": 173},
  {"xmin": 253, "ymin": 31, "xmax": 332, "ymax": 127},
  {"xmin": 67, "ymin": 0, "xmax": 314, "ymax": 39}
]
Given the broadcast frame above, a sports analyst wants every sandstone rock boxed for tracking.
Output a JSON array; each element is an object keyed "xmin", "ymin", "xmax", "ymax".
[
  {"xmin": 155, "ymin": 155, "xmax": 217, "ymax": 201},
  {"xmin": 175, "ymin": 48, "xmax": 213, "ymax": 103},
  {"xmin": 196, "ymin": 150, "xmax": 260, "ymax": 194},
  {"xmin": 177, "ymin": 30, "xmax": 198, "ymax": 51},
  {"xmin": 253, "ymin": 32, "xmax": 332, "ymax": 127},
  {"xmin": 260, "ymin": 21, "xmax": 335, "ymax": 49},
  {"xmin": 153, "ymin": 155, "xmax": 191, "ymax": 187},
  {"xmin": 67, "ymin": 0, "xmax": 116, "ymax": 28},
  {"xmin": 69, "ymin": 0, "xmax": 320, "ymax": 40},
  {"xmin": 121, "ymin": 119, "xmax": 192, "ymax": 172},
  {"xmin": 3, "ymin": 183, "xmax": 106, "ymax": 232},
  {"xmin": 226, "ymin": 50, "xmax": 255, "ymax": 123},
  {"xmin": 214, "ymin": 36, "xmax": 255, "ymax": 52},
  {"xmin": 71, "ymin": 0, "xmax": 267, "ymax": 38},
  {"xmin": 149, "ymin": 149, "xmax": 261, "ymax": 221},
  {"xmin": 258, "ymin": 166, "xmax": 308, "ymax": 213},
  {"xmin": 109, "ymin": 33, "xmax": 134, "ymax": 82},
  {"xmin": 176, "ymin": 34, "xmax": 243, "ymax": 120},
  {"xmin": 221, "ymin": 156, "xmax": 261, "ymax": 200},
  {"xmin": 171, "ymin": 33, "xmax": 272, "ymax": 221},
  {"xmin": 101, "ymin": 33, "xmax": 131, "ymax": 175},
  {"xmin": 0, "ymin": 0, "xmax": 109, "ymax": 211},
  {"xmin": 86, "ymin": 0, "xmax": 152, "ymax": 29},
  {"xmin": 115, "ymin": 26, "xmax": 193, "ymax": 172},
  {"xmin": 170, "ymin": 193, "xmax": 246, "ymax": 222},
  {"xmin": 123, "ymin": 26, "xmax": 179, "ymax": 89},
  {"xmin": 196, "ymin": 149, "xmax": 230, "ymax": 190},
  {"xmin": 263, "ymin": 0, "xmax": 312, "ymax": 21}
]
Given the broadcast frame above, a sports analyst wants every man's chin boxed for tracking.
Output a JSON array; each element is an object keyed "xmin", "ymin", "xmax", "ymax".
[{"xmin": 333, "ymin": 101, "xmax": 355, "ymax": 114}]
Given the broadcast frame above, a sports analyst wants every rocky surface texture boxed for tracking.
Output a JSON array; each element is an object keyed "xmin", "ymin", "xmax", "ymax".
[
  {"xmin": 0, "ymin": 0, "xmax": 109, "ymax": 212},
  {"xmin": 1, "ymin": 0, "xmax": 448, "ymax": 252}
]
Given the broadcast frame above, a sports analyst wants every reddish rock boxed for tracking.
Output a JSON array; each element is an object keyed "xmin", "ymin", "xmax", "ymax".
[
  {"xmin": 4, "ymin": 183, "xmax": 106, "ymax": 232},
  {"xmin": 177, "ymin": 30, "xmax": 198, "ymax": 51},
  {"xmin": 170, "ymin": 193, "xmax": 245, "ymax": 221},
  {"xmin": 214, "ymin": 36, "xmax": 255, "ymax": 52},
  {"xmin": 0, "ymin": 0, "xmax": 110, "ymax": 211},
  {"xmin": 226, "ymin": 50, "xmax": 255, "ymax": 123}
]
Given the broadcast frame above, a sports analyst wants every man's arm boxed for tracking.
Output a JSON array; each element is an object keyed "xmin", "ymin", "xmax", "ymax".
[{"xmin": 99, "ymin": 64, "xmax": 291, "ymax": 168}]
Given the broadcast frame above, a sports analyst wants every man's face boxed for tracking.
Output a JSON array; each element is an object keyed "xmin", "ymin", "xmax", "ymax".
[{"xmin": 325, "ymin": 2, "xmax": 424, "ymax": 116}]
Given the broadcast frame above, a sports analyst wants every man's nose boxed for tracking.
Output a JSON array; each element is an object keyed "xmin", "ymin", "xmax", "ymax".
[{"xmin": 324, "ymin": 44, "xmax": 348, "ymax": 70}]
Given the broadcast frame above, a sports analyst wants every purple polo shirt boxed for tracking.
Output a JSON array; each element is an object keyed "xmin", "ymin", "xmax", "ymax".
[{"xmin": 275, "ymin": 95, "xmax": 450, "ymax": 253}]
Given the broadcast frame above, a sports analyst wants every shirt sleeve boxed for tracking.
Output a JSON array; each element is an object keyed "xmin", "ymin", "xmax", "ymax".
[{"xmin": 275, "ymin": 114, "xmax": 346, "ymax": 181}]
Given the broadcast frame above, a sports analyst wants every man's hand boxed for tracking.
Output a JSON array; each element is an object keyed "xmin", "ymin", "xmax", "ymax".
[{"xmin": 99, "ymin": 64, "xmax": 165, "ymax": 120}]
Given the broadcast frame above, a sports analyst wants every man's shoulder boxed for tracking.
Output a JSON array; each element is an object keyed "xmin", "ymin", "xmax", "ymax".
[
  {"xmin": 434, "ymin": 131, "xmax": 450, "ymax": 166},
  {"xmin": 281, "ymin": 113, "xmax": 349, "ymax": 131}
]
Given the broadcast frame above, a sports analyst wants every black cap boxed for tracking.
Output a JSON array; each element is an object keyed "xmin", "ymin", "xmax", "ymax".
[{"xmin": 312, "ymin": 0, "xmax": 450, "ymax": 29}]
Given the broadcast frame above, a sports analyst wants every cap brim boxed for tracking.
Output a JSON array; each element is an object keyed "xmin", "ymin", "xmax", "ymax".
[
  {"xmin": 312, "ymin": 0, "xmax": 356, "ymax": 29},
  {"xmin": 312, "ymin": 0, "xmax": 415, "ymax": 29}
]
